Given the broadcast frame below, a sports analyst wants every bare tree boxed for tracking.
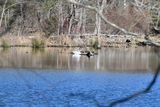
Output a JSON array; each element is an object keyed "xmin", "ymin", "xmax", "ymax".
[
  {"xmin": 68, "ymin": 4, "xmax": 75, "ymax": 34},
  {"xmin": 67, "ymin": 0, "xmax": 139, "ymax": 36},
  {"xmin": 0, "ymin": 0, "xmax": 159, "ymax": 36},
  {"xmin": 94, "ymin": 0, "xmax": 106, "ymax": 36},
  {"xmin": 0, "ymin": 0, "xmax": 8, "ymax": 27}
]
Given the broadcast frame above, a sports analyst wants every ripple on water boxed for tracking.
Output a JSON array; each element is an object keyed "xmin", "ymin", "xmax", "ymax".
[{"xmin": 0, "ymin": 69, "xmax": 160, "ymax": 107}]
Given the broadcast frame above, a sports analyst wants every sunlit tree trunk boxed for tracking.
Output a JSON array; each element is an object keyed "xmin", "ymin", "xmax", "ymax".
[
  {"xmin": 124, "ymin": 0, "xmax": 127, "ymax": 7},
  {"xmin": 77, "ymin": 8, "xmax": 83, "ymax": 34},
  {"xmin": 68, "ymin": 4, "xmax": 75, "ymax": 34},
  {"xmin": 78, "ymin": 7, "xmax": 86, "ymax": 35},
  {"xmin": 0, "ymin": 0, "xmax": 8, "ymax": 27},
  {"xmin": 82, "ymin": 8, "xmax": 86, "ymax": 34},
  {"xmin": 95, "ymin": 13, "xmax": 101, "ymax": 35},
  {"xmin": 94, "ymin": 0, "xmax": 106, "ymax": 47},
  {"xmin": 58, "ymin": 1, "xmax": 64, "ymax": 35},
  {"xmin": 94, "ymin": 0, "xmax": 101, "ymax": 35},
  {"xmin": 94, "ymin": 0, "xmax": 106, "ymax": 36}
]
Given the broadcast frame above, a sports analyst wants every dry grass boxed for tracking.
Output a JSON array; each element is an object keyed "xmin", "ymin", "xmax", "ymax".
[{"xmin": 0, "ymin": 34, "xmax": 159, "ymax": 48}]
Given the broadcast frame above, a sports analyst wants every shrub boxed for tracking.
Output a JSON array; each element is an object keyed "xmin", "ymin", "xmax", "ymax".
[
  {"xmin": 150, "ymin": 9, "xmax": 160, "ymax": 32},
  {"xmin": 90, "ymin": 38, "xmax": 101, "ymax": 49},
  {"xmin": 32, "ymin": 38, "xmax": 45, "ymax": 48},
  {"xmin": 1, "ymin": 39, "xmax": 10, "ymax": 48}
]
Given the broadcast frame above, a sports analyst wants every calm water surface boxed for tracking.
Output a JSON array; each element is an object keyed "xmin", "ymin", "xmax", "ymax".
[
  {"xmin": 0, "ymin": 47, "xmax": 159, "ymax": 107},
  {"xmin": 0, "ymin": 47, "xmax": 159, "ymax": 71}
]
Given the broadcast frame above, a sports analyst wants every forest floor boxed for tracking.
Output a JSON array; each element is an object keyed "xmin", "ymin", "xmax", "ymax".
[{"xmin": 0, "ymin": 33, "xmax": 159, "ymax": 48}]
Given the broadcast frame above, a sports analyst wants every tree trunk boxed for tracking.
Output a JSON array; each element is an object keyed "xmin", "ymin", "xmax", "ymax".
[
  {"xmin": 94, "ymin": 0, "xmax": 106, "ymax": 47},
  {"xmin": 68, "ymin": 4, "xmax": 74, "ymax": 34},
  {"xmin": 0, "ymin": 0, "xmax": 8, "ymax": 27},
  {"xmin": 58, "ymin": 1, "xmax": 64, "ymax": 35},
  {"xmin": 67, "ymin": 0, "xmax": 139, "ymax": 36},
  {"xmin": 94, "ymin": 0, "xmax": 105, "ymax": 35},
  {"xmin": 82, "ymin": 8, "xmax": 86, "ymax": 34}
]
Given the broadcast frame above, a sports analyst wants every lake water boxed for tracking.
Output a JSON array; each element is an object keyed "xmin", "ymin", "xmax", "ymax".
[
  {"xmin": 0, "ymin": 47, "xmax": 159, "ymax": 72},
  {"xmin": 0, "ymin": 47, "xmax": 159, "ymax": 107}
]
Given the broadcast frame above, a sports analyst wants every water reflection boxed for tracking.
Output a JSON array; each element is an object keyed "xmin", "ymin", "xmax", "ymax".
[
  {"xmin": 108, "ymin": 47, "xmax": 160, "ymax": 107},
  {"xmin": 0, "ymin": 47, "xmax": 159, "ymax": 72}
]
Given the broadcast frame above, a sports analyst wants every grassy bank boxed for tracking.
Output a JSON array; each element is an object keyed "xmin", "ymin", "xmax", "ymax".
[{"xmin": 0, "ymin": 35, "xmax": 159, "ymax": 48}]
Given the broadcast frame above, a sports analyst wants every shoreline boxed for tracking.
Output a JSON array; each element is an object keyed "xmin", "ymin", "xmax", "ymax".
[{"xmin": 0, "ymin": 35, "xmax": 159, "ymax": 48}]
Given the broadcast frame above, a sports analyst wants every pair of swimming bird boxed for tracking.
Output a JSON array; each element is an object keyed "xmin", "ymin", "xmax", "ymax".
[{"xmin": 71, "ymin": 50, "xmax": 97, "ymax": 57}]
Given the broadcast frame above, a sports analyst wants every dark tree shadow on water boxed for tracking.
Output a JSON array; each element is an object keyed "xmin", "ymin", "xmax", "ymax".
[{"xmin": 108, "ymin": 47, "xmax": 160, "ymax": 107}]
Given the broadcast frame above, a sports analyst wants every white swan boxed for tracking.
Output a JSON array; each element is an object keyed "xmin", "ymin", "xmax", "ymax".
[
  {"xmin": 71, "ymin": 50, "xmax": 81, "ymax": 56},
  {"xmin": 71, "ymin": 50, "xmax": 81, "ymax": 61}
]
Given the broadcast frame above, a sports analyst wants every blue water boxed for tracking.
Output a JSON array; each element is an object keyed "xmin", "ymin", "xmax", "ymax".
[{"xmin": 0, "ymin": 69, "xmax": 160, "ymax": 107}]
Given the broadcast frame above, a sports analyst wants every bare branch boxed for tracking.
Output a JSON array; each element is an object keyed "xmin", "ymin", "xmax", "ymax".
[
  {"xmin": 0, "ymin": 0, "xmax": 8, "ymax": 27},
  {"xmin": 67, "ymin": 0, "xmax": 139, "ymax": 36},
  {"xmin": 4, "ymin": 2, "xmax": 27, "ymax": 11}
]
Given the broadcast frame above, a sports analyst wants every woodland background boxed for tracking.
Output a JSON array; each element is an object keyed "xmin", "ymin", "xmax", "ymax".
[{"xmin": 0, "ymin": 0, "xmax": 160, "ymax": 37}]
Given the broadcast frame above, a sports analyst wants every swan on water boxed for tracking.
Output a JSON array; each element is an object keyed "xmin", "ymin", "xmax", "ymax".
[{"xmin": 71, "ymin": 49, "xmax": 98, "ymax": 58}]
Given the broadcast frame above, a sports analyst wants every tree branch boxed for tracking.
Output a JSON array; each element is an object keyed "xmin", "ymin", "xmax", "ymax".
[
  {"xmin": 4, "ymin": 2, "xmax": 27, "ymax": 11},
  {"xmin": 67, "ymin": 0, "xmax": 139, "ymax": 36}
]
